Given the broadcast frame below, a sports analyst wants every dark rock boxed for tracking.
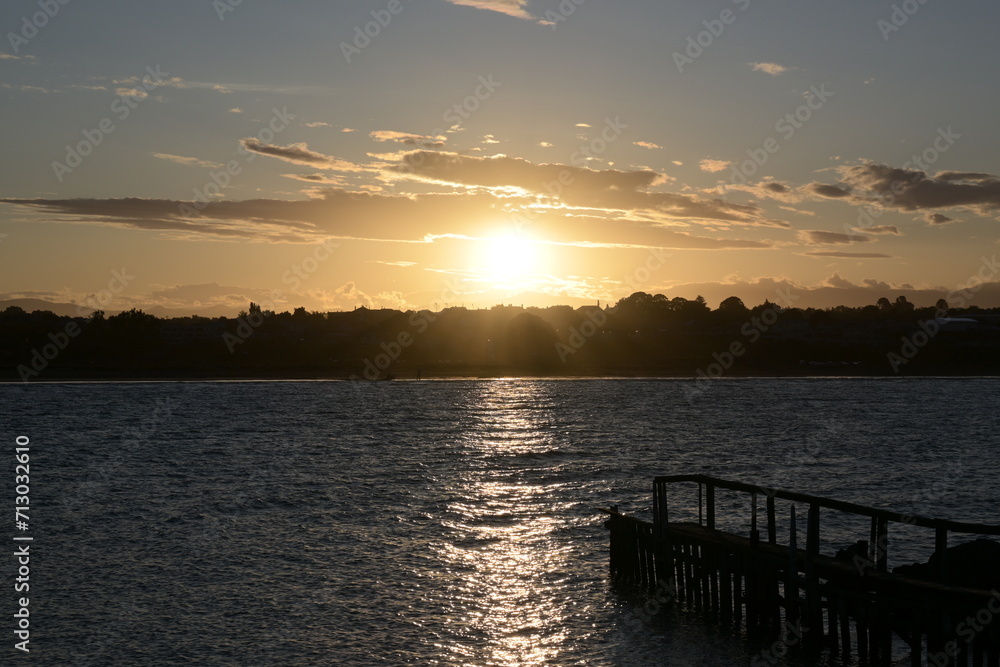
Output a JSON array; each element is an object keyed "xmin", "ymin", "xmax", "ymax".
[{"xmin": 893, "ymin": 538, "xmax": 1000, "ymax": 590}]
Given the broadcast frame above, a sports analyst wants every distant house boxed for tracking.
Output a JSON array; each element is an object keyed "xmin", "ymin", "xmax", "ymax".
[
  {"xmin": 159, "ymin": 320, "xmax": 226, "ymax": 345},
  {"xmin": 935, "ymin": 317, "xmax": 980, "ymax": 333}
]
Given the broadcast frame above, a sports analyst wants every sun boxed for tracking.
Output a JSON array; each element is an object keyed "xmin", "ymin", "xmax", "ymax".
[{"xmin": 478, "ymin": 232, "xmax": 544, "ymax": 282}]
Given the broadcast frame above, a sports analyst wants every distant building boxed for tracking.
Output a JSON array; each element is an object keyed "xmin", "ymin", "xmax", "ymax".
[
  {"xmin": 935, "ymin": 317, "xmax": 980, "ymax": 333},
  {"xmin": 159, "ymin": 320, "xmax": 226, "ymax": 344}
]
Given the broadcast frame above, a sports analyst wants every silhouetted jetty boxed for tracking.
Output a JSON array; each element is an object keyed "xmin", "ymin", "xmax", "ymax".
[{"xmin": 603, "ymin": 475, "xmax": 1000, "ymax": 666}]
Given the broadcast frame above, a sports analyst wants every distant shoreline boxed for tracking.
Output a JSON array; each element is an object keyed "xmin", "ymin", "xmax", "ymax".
[{"xmin": 4, "ymin": 368, "xmax": 999, "ymax": 384}]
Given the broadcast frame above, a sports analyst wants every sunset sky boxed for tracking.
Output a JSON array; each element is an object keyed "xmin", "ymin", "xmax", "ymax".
[{"xmin": 2, "ymin": 0, "xmax": 1000, "ymax": 316}]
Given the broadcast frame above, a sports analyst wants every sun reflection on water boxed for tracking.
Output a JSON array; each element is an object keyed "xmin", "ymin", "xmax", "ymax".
[{"xmin": 435, "ymin": 381, "xmax": 576, "ymax": 666}]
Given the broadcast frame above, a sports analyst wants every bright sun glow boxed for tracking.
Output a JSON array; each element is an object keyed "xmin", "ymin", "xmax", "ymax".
[{"xmin": 478, "ymin": 233, "xmax": 545, "ymax": 282}]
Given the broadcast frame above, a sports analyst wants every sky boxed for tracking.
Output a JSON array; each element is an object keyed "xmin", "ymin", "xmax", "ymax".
[{"xmin": 2, "ymin": 0, "xmax": 1000, "ymax": 316}]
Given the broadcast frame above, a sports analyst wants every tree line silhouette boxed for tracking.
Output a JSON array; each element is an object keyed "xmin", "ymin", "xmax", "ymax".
[{"xmin": 2, "ymin": 291, "xmax": 999, "ymax": 381}]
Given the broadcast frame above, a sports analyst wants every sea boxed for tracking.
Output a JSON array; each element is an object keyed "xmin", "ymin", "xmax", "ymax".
[{"xmin": 2, "ymin": 378, "xmax": 998, "ymax": 666}]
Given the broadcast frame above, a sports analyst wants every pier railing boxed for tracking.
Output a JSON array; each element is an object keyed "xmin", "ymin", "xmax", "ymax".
[
  {"xmin": 606, "ymin": 475, "xmax": 1000, "ymax": 666},
  {"xmin": 653, "ymin": 474, "xmax": 1000, "ymax": 584}
]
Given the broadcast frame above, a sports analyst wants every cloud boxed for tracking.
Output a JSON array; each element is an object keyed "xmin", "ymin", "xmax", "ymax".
[
  {"xmin": 726, "ymin": 180, "xmax": 801, "ymax": 203},
  {"xmin": 926, "ymin": 212, "xmax": 955, "ymax": 225},
  {"xmin": 443, "ymin": 0, "xmax": 536, "ymax": 21},
  {"xmin": 0, "ymin": 82, "xmax": 52, "ymax": 93},
  {"xmin": 805, "ymin": 251, "xmax": 892, "ymax": 258},
  {"xmin": 657, "ymin": 275, "xmax": 993, "ymax": 309},
  {"xmin": 385, "ymin": 151, "xmax": 774, "ymax": 225},
  {"xmin": 824, "ymin": 273, "xmax": 855, "ymax": 288},
  {"xmin": 240, "ymin": 139, "xmax": 364, "ymax": 172},
  {"xmin": 809, "ymin": 163, "xmax": 1000, "ymax": 219},
  {"xmin": 281, "ymin": 173, "xmax": 347, "ymax": 185},
  {"xmin": 538, "ymin": 141, "xmax": 553, "ymax": 148},
  {"xmin": 574, "ymin": 123, "xmax": 592, "ymax": 128},
  {"xmin": 799, "ymin": 230, "xmax": 871, "ymax": 245},
  {"xmin": 0, "ymin": 189, "xmax": 774, "ymax": 250},
  {"xmin": 860, "ymin": 225, "xmax": 899, "ymax": 235},
  {"xmin": 634, "ymin": 141, "xmax": 663, "ymax": 150},
  {"xmin": 369, "ymin": 130, "xmax": 446, "ymax": 148},
  {"xmin": 808, "ymin": 182, "xmax": 851, "ymax": 198},
  {"xmin": 700, "ymin": 158, "xmax": 732, "ymax": 173},
  {"xmin": 0, "ymin": 53, "xmax": 35, "ymax": 62},
  {"xmin": 152, "ymin": 153, "xmax": 223, "ymax": 169},
  {"xmin": 306, "ymin": 121, "xmax": 331, "ymax": 127},
  {"xmin": 115, "ymin": 87, "xmax": 149, "ymax": 100},
  {"xmin": 369, "ymin": 260, "xmax": 417, "ymax": 267},
  {"xmin": 228, "ymin": 107, "xmax": 243, "ymax": 113},
  {"xmin": 749, "ymin": 62, "xmax": 790, "ymax": 76}
]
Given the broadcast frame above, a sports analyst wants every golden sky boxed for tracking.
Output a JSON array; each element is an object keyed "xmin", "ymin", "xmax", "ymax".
[{"xmin": 2, "ymin": 0, "xmax": 1000, "ymax": 316}]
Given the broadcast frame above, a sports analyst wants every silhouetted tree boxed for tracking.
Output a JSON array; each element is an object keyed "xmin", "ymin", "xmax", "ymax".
[
  {"xmin": 718, "ymin": 296, "xmax": 749, "ymax": 314},
  {"xmin": 504, "ymin": 312, "xmax": 558, "ymax": 368}
]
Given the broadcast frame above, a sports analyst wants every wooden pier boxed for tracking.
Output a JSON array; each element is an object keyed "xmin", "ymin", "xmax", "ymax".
[{"xmin": 604, "ymin": 475, "xmax": 1000, "ymax": 666}]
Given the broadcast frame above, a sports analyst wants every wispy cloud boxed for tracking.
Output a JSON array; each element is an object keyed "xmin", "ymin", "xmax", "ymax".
[
  {"xmin": 805, "ymin": 251, "xmax": 892, "ymax": 258},
  {"xmin": 799, "ymin": 230, "xmax": 871, "ymax": 245},
  {"xmin": 633, "ymin": 140, "xmax": 663, "ymax": 150},
  {"xmin": 369, "ymin": 130, "xmax": 445, "ymax": 148},
  {"xmin": 443, "ymin": 0, "xmax": 536, "ymax": 21},
  {"xmin": 0, "ymin": 189, "xmax": 774, "ymax": 250},
  {"xmin": 152, "ymin": 153, "xmax": 223, "ymax": 169},
  {"xmin": 239, "ymin": 139, "xmax": 365, "ymax": 172},
  {"xmin": 281, "ymin": 173, "xmax": 347, "ymax": 185},
  {"xmin": 384, "ymin": 150, "xmax": 782, "ymax": 227}
]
